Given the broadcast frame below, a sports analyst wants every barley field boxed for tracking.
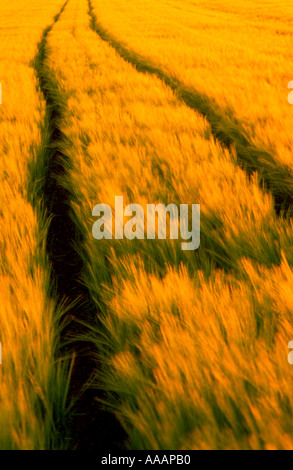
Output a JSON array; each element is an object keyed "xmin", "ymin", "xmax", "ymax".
[{"xmin": 1, "ymin": 0, "xmax": 292, "ymax": 450}]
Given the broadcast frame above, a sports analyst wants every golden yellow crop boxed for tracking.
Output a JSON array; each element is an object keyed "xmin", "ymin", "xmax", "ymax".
[
  {"xmin": 43, "ymin": 0, "xmax": 293, "ymax": 450},
  {"xmin": 1, "ymin": 0, "xmax": 292, "ymax": 450},
  {"xmin": 91, "ymin": 0, "xmax": 293, "ymax": 206},
  {"xmin": 0, "ymin": 0, "xmax": 70, "ymax": 449}
]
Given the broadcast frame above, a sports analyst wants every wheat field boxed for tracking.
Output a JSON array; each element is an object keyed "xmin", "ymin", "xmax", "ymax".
[
  {"xmin": 0, "ymin": 0, "xmax": 73, "ymax": 449},
  {"xmin": 0, "ymin": 0, "xmax": 292, "ymax": 450}
]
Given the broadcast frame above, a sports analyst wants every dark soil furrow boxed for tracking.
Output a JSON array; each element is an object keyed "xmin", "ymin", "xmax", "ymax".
[{"xmin": 33, "ymin": 0, "xmax": 126, "ymax": 450}]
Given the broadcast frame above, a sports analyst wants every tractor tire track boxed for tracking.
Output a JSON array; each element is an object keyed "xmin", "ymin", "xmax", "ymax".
[
  {"xmin": 33, "ymin": 0, "xmax": 126, "ymax": 450},
  {"xmin": 88, "ymin": 0, "xmax": 292, "ymax": 217}
]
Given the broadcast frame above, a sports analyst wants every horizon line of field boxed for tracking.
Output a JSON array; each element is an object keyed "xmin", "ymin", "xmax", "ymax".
[
  {"xmin": 87, "ymin": 0, "xmax": 292, "ymax": 218},
  {"xmin": 32, "ymin": 0, "xmax": 127, "ymax": 450}
]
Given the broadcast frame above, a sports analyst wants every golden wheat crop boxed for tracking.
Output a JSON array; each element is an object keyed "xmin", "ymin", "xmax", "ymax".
[
  {"xmin": 0, "ymin": 0, "xmax": 71, "ymax": 449},
  {"xmin": 91, "ymin": 0, "xmax": 293, "ymax": 206},
  {"xmin": 41, "ymin": 0, "xmax": 293, "ymax": 450},
  {"xmin": 1, "ymin": 0, "xmax": 293, "ymax": 451}
]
